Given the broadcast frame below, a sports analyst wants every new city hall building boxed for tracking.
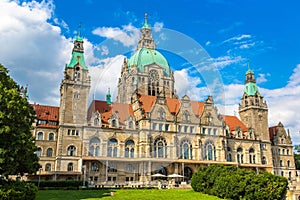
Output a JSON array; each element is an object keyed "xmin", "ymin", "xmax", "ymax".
[{"xmin": 30, "ymin": 16, "xmax": 296, "ymax": 187}]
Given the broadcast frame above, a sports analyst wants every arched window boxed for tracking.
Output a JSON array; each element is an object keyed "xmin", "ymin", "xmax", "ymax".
[
  {"xmin": 37, "ymin": 132, "xmax": 43, "ymax": 140},
  {"xmin": 158, "ymin": 108, "xmax": 166, "ymax": 121},
  {"xmin": 112, "ymin": 119, "xmax": 116, "ymax": 127},
  {"xmin": 183, "ymin": 110, "xmax": 190, "ymax": 122},
  {"xmin": 46, "ymin": 148, "xmax": 53, "ymax": 157},
  {"xmin": 89, "ymin": 137, "xmax": 100, "ymax": 157},
  {"xmin": 91, "ymin": 162, "xmax": 99, "ymax": 172},
  {"xmin": 107, "ymin": 138, "xmax": 118, "ymax": 157},
  {"xmin": 125, "ymin": 140, "xmax": 135, "ymax": 158},
  {"xmin": 281, "ymin": 171, "xmax": 284, "ymax": 176},
  {"xmin": 237, "ymin": 147, "xmax": 243, "ymax": 163},
  {"xmin": 49, "ymin": 133, "xmax": 54, "ymax": 141},
  {"xmin": 153, "ymin": 137, "xmax": 167, "ymax": 158},
  {"xmin": 67, "ymin": 145, "xmax": 76, "ymax": 156},
  {"xmin": 45, "ymin": 163, "xmax": 51, "ymax": 172},
  {"xmin": 128, "ymin": 121, "xmax": 133, "ymax": 129},
  {"xmin": 36, "ymin": 147, "xmax": 42, "ymax": 157},
  {"xmin": 180, "ymin": 139, "xmax": 192, "ymax": 159},
  {"xmin": 287, "ymin": 160, "xmax": 291, "ymax": 168},
  {"xmin": 280, "ymin": 160, "xmax": 283, "ymax": 167},
  {"xmin": 94, "ymin": 118, "xmax": 99, "ymax": 126},
  {"xmin": 68, "ymin": 163, "xmax": 73, "ymax": 171},
  {"xmin": 227, "ymin": 153, "xmax": 232, "ymax": 162},
  {"xmin": 204, "ymin": 142, "xmax": 216, "ymax": 161},
  {"xmin": 249, "ymin": 148, "xmax": 255, "ymax": 164},
  {"xmin": 262, "ymin": 156, "xmax": 267, "ymax": 165},
  {"xmin": 227, "ymin": 147, "xmax": 232, "ymax": 162}
]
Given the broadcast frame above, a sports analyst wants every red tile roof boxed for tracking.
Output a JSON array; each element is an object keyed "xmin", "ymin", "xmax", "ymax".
[
  {"xmin": 166, "ymin": 97, "xmax": 180, "ymax": 114},
  {"xmin": 88, "ymin": 100, "xmax": 134, "ymax": 124},
  {"xmin": 31, "ymin": 104, "xmax": 59, "ymax": 128},
  {"xmin": 191, "ymin": 101, "xmax": 205, "ymax": 117},
  {"xmin": 222, "ymin": 115, "xmax": 248, "ymax": 133},
  {"xmin": 139, "ymin": 94, "xmax": 157, "ymax": 113}
]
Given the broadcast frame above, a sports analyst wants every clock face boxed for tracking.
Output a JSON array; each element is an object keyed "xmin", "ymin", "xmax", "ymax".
[{"xmin": 149, "ymin": 70, "xmax": 159, "ymax": 82}]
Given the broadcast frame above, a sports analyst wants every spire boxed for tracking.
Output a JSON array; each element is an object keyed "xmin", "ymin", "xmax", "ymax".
[
  {"xmin": 142, "ymin": 13, "xmax": 150, "ymax": 29},
  {"xmin": 246, "ymin": 59, "xmax": 254, "ymax": 75},
  {"xmin": 76, "ymin": 22, "xmax": 83, "ymax": 42},
  {"xmin": 66, "ymin": 23, "xmax": 87, "ymax": 70},
  {"xmin": 106, "ymin": 88, "xmax": 112, "ymax": 105},
  {"xmin": 136, "ymin": 13, "xmax": 156, "ymax": 50}
]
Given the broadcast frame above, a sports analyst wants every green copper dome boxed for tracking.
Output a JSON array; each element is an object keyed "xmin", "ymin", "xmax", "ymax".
[
  {"xmin": 127, "ymin": 48, "xmax": 170, "ymax": 76},
  {"xmin": 244, "ymin": 82, "xmax": 260, "ymax": 96}
]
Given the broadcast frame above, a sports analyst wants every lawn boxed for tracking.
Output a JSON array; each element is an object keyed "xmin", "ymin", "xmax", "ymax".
[{"xmin": 35, "ymin": 189, "xmax": 222, "ymax": 200}]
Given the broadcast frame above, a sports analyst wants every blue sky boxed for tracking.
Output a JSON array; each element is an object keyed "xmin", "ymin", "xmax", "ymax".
[{"xmin": 1, "ymin": 0, "xmax": 300, "ymax": 143}]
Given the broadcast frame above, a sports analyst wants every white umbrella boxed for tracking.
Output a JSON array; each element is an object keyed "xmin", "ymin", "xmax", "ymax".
[
  {"xmin": 167, "ymin": 173, "xmax": 184, "ymax": 178},
  {"xmin": 151, "ymin": 173, "xmax": 166, "ymax": 177}
]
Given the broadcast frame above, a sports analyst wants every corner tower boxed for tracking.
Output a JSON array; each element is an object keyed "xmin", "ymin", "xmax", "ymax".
[
  {"xmin": 59, "ymin": 33, "xmax": 91, "ymax": 126},
  {"xmin": 117, "ymin": 14, "xmax": 176, "ymax": 103},
  {"xmin": 239, "ymin": 66, "xmax": 269, "ymax": 141}
]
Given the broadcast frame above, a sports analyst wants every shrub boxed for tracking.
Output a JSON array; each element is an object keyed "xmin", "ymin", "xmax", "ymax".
[
  {"xmin": 0, "ymin": 180, "xmax": 38, "ymax": 200},
  {"xmin": 191, "ymin": 164, "xmax": 288, "ymax": 200}
]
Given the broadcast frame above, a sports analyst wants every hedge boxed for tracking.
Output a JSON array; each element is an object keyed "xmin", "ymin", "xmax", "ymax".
[{"xmin": 191, "ymin": 165, "xmax": 288, "ymax": 200}]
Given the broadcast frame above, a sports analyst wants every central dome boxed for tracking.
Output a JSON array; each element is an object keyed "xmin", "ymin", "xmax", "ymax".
[{"xmin": 127, "ymin": 48, "xmax": 170, "ymax": 76}]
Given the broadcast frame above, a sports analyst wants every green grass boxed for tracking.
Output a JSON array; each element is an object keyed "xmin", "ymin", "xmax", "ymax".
[{"xmin": 35, "ymin": 189, "xmax": 222, "ymax": 200}]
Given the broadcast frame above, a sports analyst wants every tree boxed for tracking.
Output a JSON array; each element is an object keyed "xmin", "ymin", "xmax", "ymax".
[{"xmin": 0, "ymin": 64, "xmax": 39, "ymax": 177}]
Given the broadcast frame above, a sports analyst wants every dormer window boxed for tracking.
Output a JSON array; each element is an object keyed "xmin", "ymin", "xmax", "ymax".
[
  {"xmin": 112, "ymin": 119, "xmax": 117, "ymax": 127},
  {"xmin": 183, "ymin": 110, "xmax": 190, "ymax": 122},
  {"xmin": 158, "ymin": 108, "xmax": 166, "ymax": 121}
]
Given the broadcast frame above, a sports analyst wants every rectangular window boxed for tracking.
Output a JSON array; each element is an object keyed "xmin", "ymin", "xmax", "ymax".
[
  {"xmin": 159, "ymin": 124, "xmax": 163, "ymax": 131},
  {"xmin": 76, "ymin": 130, "xmax": 79, "ymax": 136},
  {"xmin": 49, "ymin": 121, "xmax": 57, "ymax": 126},
  {"xmin": 208, "ymin": 128, "xmax": 211, "ymax": 135},
  {"xmin": 108, "ymin": 177, "xmax": 111, "ymax": 181},
  {"xmin": 68, "ymin": 129, "xmax": 71, "ymax": 135},
  {"xmin": 184, "ymin": 126, "xmax": 188, "ymax": 133},
  {"xmin": 214, "ymin": 129, "xmax": 217, "ymax": 135},
  {"xmin": 202, "ymin": 127, "xmax": 206, "ymax": 134},
  {"xmin": 190, "ymin": 126, "xmax": 194, "ymax": 133},
  {"xmin": 178, "ymin": 125, "xmax": 182, "ymax": 132},
  {"xmin": 278, "ymin": 149, "xmax": 280, "ymax": 155},
  {"xmin": 72, "ymin": 130, "xmax": 75, "ymax": 136},
  {"xmin": 165, "ymin": 124, "xmax": 169, "ymax": 131},
  {"xmin": 152, "ymin": 123, "xmax": 156, "ymax": 130}
]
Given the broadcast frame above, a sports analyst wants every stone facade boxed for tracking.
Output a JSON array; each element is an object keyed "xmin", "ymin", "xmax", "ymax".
[{"xmin": 30, "ymin": 15, "xmax": 296, "ymax": 193}]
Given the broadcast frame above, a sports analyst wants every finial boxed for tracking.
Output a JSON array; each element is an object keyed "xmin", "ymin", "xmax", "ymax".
[
  {"xmin": 143, "ymin": 13, "xmax": 149, "ymax": 29},
  {"xmin": 106, "ymin": 88, "xmax": 112, "ymax": 105},
  {"xmin": 78, "ymin": 22, "xmax": 82, "ymax": 38},
  {"xmin": 248, "ymin": 59, "xmax": 250, "ymax": 70}
]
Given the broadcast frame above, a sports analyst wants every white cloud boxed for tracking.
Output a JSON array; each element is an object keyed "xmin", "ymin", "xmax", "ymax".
[
  {"xmin": 89, "ymin": 55, "xmax": 124, "ymax": 102},
  {"xmin": 287, "ymin": 64, "xmax": 300, "ymax": 87},
  {"xmin": 92, "ymin": 24, "xmax": 140, "ymax": 47},
  {"xmin": 212, "ymin": 55, "xmax": 244, "ymax": 69},
  {"xmin": 223, "ymin": 34, "xmax": 251, "ymax": 43},
  {"xmin": 0, "ymin": 0, "xmax": 72, "ymax": 105},
  {"xmin": 153, "ymin": 22, "xmax": 164, "ymax": 32},
  {"xmin": 256, "ymin": 73, "xmax": 270, "ymax": 84},
  {"xmin": 205, "ymin": 41, "xmax": 211, "ymax": 46}
]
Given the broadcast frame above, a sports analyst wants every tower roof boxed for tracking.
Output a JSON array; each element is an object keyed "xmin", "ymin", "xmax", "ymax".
[{"xmin": 66, "ymin": 25, "xmax": 87, "ymax": 70}]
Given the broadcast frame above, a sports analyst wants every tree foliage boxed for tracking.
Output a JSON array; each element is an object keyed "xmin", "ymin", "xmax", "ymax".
[
  {"xmin": 191, "ymin": 164, "xmax": 288, "ymax": 200},
  {"xmin": 294, "ymin": 154, "xmax": 300, "ymax": 170},
  {"xmin": 0, "ymin": 64, "xmax": 39, "ymax": 177}
]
